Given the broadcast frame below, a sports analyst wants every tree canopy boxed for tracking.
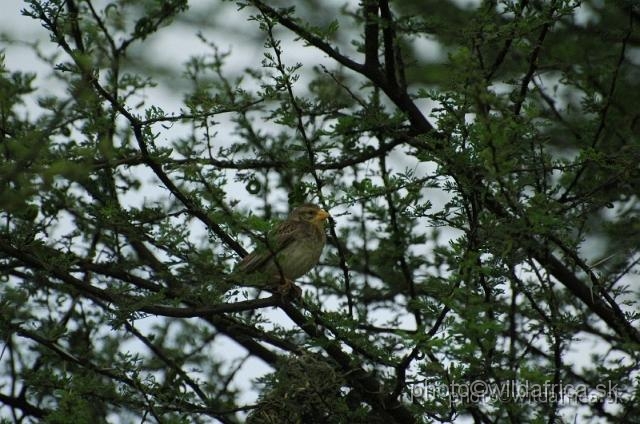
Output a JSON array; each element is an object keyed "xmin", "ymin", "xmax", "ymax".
[{"xmin": 1, "ymin": 0, "xmax": 639, "ymax": 422}]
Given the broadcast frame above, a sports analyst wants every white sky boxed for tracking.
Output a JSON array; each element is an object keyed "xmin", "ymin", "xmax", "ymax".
[{"xmin": 0, "ymin": 1, "xmax": 634, "ymax": 423}]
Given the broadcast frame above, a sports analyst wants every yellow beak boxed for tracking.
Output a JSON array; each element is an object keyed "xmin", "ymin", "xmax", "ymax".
[{"xmin": 313, "ymin": 209, "xmax": 330, "ymax": 222}]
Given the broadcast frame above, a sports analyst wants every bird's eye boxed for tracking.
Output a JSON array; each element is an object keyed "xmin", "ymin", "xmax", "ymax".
[{"xmin": 303, "ymin": 210, "xmax": 318, "ymax": 219}]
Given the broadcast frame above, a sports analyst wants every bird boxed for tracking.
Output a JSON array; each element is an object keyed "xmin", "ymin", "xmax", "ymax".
[{"xmin": 231, "ymin": 203, "xmax": 330, "ymax": 296}]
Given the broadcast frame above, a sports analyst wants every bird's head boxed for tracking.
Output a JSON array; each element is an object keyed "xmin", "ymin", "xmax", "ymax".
[{"xmin": 289, "ymin": 203, "xmax": 330, "ymax": 227}]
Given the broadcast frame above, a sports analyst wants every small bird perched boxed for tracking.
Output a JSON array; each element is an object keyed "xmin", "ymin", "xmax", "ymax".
[{"xmin": 232, "ymin": 203, "xmax": 330, "ymax": 295}]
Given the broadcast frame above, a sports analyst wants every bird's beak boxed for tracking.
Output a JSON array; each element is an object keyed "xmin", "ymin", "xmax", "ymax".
[{"xmin": 314, "ymin": 209, "xmax": 330, "ymax": 222}]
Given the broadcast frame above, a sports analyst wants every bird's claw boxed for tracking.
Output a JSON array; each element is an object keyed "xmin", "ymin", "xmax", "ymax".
[{"xmin": 276, "ymin": 278, "xmax": 302, "ymax": 300}]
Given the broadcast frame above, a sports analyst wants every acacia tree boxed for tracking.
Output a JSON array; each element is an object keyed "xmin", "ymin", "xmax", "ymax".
[{"xmin": 1, "ymin": 0, "xmax": 639, "ymax": 422}]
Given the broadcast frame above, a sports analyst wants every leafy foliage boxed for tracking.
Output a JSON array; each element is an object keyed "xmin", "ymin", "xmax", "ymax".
[{"xmin": 1, "ymin": 0, "xmax": 640, "ymax": 423}]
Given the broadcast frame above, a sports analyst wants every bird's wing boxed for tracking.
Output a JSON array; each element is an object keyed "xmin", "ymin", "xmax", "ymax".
[{"xmin": 235, "ymin": 220, "xmax": 305, "ymax": 274}]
